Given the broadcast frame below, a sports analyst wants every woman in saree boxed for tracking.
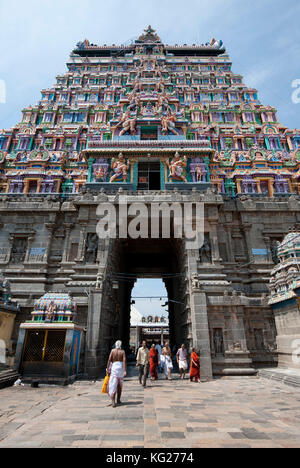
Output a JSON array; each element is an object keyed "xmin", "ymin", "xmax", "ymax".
[
  {"xmin": 149, "ymin": 344, "xmax": 159, "ymax": 381},
  {"xmin": 190, "ymin": 347, "xmax": 200, "ymax": 383}
]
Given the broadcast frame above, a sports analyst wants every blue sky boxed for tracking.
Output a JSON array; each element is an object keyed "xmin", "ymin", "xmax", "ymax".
[
  {"xmin": 131, "ymin": 279, "xmax": 168, "ymax": 319},
  {"xmin": 0, "ymin": 0, "xmax": 299, "ymax": 129}
]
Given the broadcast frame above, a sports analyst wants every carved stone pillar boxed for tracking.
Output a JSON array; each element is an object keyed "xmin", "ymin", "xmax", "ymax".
[
  {"xmin": 24, "ymin": 180, "xmax": 30, "ymax": 195},
  {"xmin": 187, "ymin": 247, "xmax": 212, "ymax": 381},
  {"xmin": 256, "ymin": 180, "xmax": 262, "ymax": 193},
  {"xmin": 7, "ymin": 235, "xmax": 14, "ymax": 264},
  {"xmin": 268, "ymin": 179, "xmax": 274, "ymax": 198},
  {"xmin": 76, "ymin": 223, "xmax": 88, "ymax": 262},
  {"xmin": 62, "ymin": 223, "xmax": 74, "ymax": 263},
  {"xmin": 85, "ymin": 240, "xmax": 112, "ymax": 377},
  {"xmin": 242, "ymin": 223, "xmax": 253, "ymax": 263},
  {"xmin": 209, "ymin": 221, "xmax": 221, "ymax": 263},
  {"xmin": 223, "ymin": 223, "xmax": 235, "ymax": 262},
  {"xmin": 263, "ymin": 236, "xmax": 272, "ymax": 263},
  {"xmin": 229, "ymin": 306, "xmax": 249, "ymax": 352},
  {"xmin": 24, "ymin": 236, "xmax": 35, "ymax": 262},
  {"xmin": 37, "ymin": 179, "xmax": 42, "ymax": 194},
  {"xmin": 44, "ymin": 223, "xmax": 55, "ymax": 263}
]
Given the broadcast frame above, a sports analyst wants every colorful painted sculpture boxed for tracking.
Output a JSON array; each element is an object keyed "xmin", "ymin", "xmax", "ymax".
[
  {"xmin": 167, "ymin": 153, "xmax": 187, "ymax": 182},
  {"xmin": 110, "ymin": 153, "xmax": 130, "ymax": 183},
  {"xmin": 161, "ymin": 113, "xmax": 180, "ymax": 136}
]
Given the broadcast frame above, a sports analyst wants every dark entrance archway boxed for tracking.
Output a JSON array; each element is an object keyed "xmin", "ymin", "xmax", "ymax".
[{"xmin": 111, "ymin": 238, "xmax": 188, "ymax": 353}]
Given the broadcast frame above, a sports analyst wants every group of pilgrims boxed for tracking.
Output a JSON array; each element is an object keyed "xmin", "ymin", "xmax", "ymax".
[{"xmin": 105, "ymin": 340, "xmax": 200, "ymax": 408}]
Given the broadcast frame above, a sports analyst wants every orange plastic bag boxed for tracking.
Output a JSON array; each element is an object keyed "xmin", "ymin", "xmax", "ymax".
[{"xmin": 102, "ymin": 374, "xmax": 109, "ymax": 394}]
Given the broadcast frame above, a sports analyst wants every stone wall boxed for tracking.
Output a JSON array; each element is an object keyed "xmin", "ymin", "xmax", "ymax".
[{"xmin": 1, "ymin": 192, "xmax": 300, "ymax": 378}]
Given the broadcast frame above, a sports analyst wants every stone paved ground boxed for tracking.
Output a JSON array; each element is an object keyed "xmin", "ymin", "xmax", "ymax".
[{"xmin": 0, "ymin": 369, "xmax": 300, "ymax": 448}]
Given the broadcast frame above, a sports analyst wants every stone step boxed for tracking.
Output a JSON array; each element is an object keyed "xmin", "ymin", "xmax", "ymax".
[
  {"xmin": 259, "ymin": 367, "xmax": 300, "ymax": 388},
  {"xmin": 0, "ymin": 369, "xmax": 20, "ymax": 389}
]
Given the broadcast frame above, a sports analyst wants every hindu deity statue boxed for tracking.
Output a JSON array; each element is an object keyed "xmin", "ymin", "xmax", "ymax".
[
  {"xmin": 161, "ymin": 112, "xmax": 179, "ymax": 136},
  {"xmin": 45, "ymin": 301, "xmax": 56, "ymax": 322},
  {"xmin": 84, "ymin": 233, "xmax": 99, "ymax": 263},
  {"xmin": 0, "ymin": 271, "xmax": 11, "ymax": 305},
  {"xmin": 94, "ymin": 165, "xmax": 108, "ymax": 182},
  {"xmin": 199, "ymin": 236, "xmax": 212, "ymax": 263},
  {"xmin": 157, "ymin": 93, "xmax": 171, "ymax": 115},
  {"xmin": 195, "ymin": 165, "xmax": 203, "ymax": 182},
  {"xmin": 167, "ymin": 152, "xmax": 187, "ymax": 182},
  {"xmin": 110, "ymin": 153, "xmax": 130, "ymax": 183},
  {"xmin": 116, "ymin": 111, "xmax": 137, "ymax": 136}
]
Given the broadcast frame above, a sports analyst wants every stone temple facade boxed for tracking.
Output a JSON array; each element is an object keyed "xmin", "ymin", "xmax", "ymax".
[
  {"xmin": 1, "ymin": 27, "xmax": 300, "ymax": 382},
  {"xmin": 269, "ymin": 232, "xmax": 300, "ymax": 370}
]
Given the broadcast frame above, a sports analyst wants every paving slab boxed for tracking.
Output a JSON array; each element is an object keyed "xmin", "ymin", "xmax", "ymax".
[{"xmin": 0, "ymin": 374, "xmax": 300, "ymax": 448}]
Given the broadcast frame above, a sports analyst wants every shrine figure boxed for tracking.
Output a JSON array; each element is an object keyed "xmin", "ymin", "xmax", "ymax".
[
  {"xmin": 45, "ymin": 301, "xmax": 55, "ymax": 322},
  {"xmin": 210, "ymin": 38, "xmax": 223, "ymax": 49},
  {"xmin": 127, "ymin": 96, "xmax": 139, "ymax": 113},
  {"xmin": 11, "ymin": 238, "xmax": 27, "ymax": 264},
  {"xmin": 161, "ymin": 113, "xmax": 180, "ymax": 136},
  {"xmin": 157, "ymin": 93, "xmax": 171, "ymax": 115},
  {"xmin": 233, "ymin": 341, "xmax": 242, "ymax": 351},
  {"xmin": 199, "ymin": 236, "xmax": 212, "ymax": 263},
  {"xmin": 156, "ymin": 78, "xmax": 165, "ymax": 92},
  {"xmin": 195, "ymin": 165, "xmax": 203, "ymax": 182},
  {"xmin": 270, "ymin": 240, "xmax": 280, "ymax": 264},
  {"xmin": 167, "ymin": 152, "xmax": 187, "ymax": 182},
  {"xmin": 0, "ymin": 271, "xmax": 11, "ymax": 304},
  {"xmin": 96, "ymin": 272, "xmax": 103, "ymax": 290},
  {"xmin": 142, "ymin": 101, "xmax": 154, "ymax": 116},
  {"xmin": 110, "ymin": 153, "xmax": 130, "ymax": 183},
  {"xmin": 94, "ymin": 165, "xmax": 108, "ymax": 182},
  {"xmin": 84, "ymin": 233, "xmax": 99, "ymax": 263},
  {"xmin": 191, "ymin": 273, "xmax": 200, "ymax": 290},
  {"xmin": 254, "ymin": 329, "xmax": 265, "ymax": 350},
  {"xmin": 213, "ymin": 329, "xmax": 224, "ymax": 355},
  {"xmin": 117, "ymin": 111, "xmax": 137, "ymax": 136}
]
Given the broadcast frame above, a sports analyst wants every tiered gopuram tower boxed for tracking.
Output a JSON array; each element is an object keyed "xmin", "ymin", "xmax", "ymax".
[{"xmin": 1, "ymin": 27, "xmax": 300, "ymax": 382}]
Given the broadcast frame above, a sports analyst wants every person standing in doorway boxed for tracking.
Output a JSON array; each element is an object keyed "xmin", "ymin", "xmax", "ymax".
[
  {"xmin": 190, "ymin": 347, "xmax": 200, "ymax": 383},
  {"xmin": 176, "ymin": 343, "xmax": 188, "ymax": 379},
  {"xmin": 155, "ymin": 343, "xmax": 162, "ymax": 373},
  {"xmin": 106, "ymin": 340, "xmax": 127, "ymax": 408},
  {"xmin": 162, "ymin": 340, "xmax": 173, "ymax": 380},
  {"xmin": 149, "ymin": 343, "xmax": 159, "ymax": 381},
  {"xmin": 136, "ymin": 340, "xmax": 150, "ymax": 387}
]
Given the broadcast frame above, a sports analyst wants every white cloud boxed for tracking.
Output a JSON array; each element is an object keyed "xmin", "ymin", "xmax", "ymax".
[{"xmin": 244, "ymin": 65, "xmax": 275, "ymax": 88}]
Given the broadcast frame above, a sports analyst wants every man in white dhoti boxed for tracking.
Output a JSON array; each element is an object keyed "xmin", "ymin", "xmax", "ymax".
[{"xmin": 106, "ymin": 340, "xmax": 127, "ymax": 408}]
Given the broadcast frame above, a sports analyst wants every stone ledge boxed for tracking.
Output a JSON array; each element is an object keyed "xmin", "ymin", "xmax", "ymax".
[
  {"xmin": 0, "ymin": 368, "xmax": 20, "ymax": 389},
  {"xmin": 258, "ymin": 367, "xmax": 300, "ymax": 388},
  {"xmin": 86, "ymin": 182, "xmax": 135, "ymax": 192},
  {"xmin": 165, "ymin": 182, "xmax": 210, "ymax": 191}
]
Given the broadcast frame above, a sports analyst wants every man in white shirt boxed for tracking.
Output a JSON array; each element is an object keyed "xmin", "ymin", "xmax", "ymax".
[{"xmin": 176, "ymin": 343, "xmax": 188, "ymax": 379}]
